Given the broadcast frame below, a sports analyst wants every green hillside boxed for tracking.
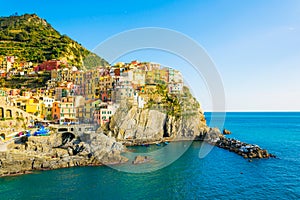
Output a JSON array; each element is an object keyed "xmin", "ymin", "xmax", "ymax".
[{"xmin": 0, "ymin": 13, "xmax": 108, "ymax": 69}]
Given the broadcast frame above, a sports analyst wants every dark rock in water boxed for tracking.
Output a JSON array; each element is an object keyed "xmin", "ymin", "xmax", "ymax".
[
  {"xmin": 132, "ymin": 155, "xmax": 151, "ymax": 165},
  {"xmin": 269, "ymin": 154, "xmax": 277, "ymax": 158},
  {"xmin": 223, "ymin": 129, "xmax": 231, "ymax": 135},
  {"xmin": 213, "ymin": 137, "xmax": 276, "ymax": 159}
]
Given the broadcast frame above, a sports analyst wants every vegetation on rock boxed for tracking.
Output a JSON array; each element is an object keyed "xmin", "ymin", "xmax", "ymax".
[
  {"xmin": 146, "ymin": 84, "xmax": 200, "ymax": 118},
  {"xmin": 0, "ymin": 72, "xmax": 51, "ymax": 88},
  {"xmin": 0, "ymin": 13, "xmax": 108, "ymax": 68}
]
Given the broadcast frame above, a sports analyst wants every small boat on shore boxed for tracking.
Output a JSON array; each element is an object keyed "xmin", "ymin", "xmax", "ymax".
[{"xmin": 33, "ymin": 126, "xmax": 49, "ymax": 136}]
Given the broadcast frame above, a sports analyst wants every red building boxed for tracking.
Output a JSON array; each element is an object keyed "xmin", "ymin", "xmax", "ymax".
[{"xmin": 34, "ymin": 60, "xmax": 64, "ymax": 72}]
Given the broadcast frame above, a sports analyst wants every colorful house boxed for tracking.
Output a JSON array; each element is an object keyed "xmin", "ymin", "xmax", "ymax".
[
  {"xmin": 34, "ymin": 60, "xmax": 62, "ymax": 72},
  {"xmin": 52, "ymin": 101, "xmax": 61, "ymax": 123},
  {"xmin": 84, "ymin": 99, "xmax": 101, "ymax": 123},
  {"xmin": 168, "ymin": 68, "xmax": 183, "ymax": 94},
  {"xmin": 0, "ymin": 89, "xmax": 7, "ymax": 96},
  {"xmin": 60, "ymin": 96, "xmax": 76, "ymax": 124},
  {"xmin": 25, "ymin": 97, "xmax": 40, "ymax": 115},
  {"xmin": 132, "ymin": 69, "xmax": 146, "ymax": 88},
  {"xmin": 94, "ymin": 103, "xmax": 119, "ymax": 126},
  {"xmin": 42, "ymin": 97, "xmax": 55, "ymax": 120}
]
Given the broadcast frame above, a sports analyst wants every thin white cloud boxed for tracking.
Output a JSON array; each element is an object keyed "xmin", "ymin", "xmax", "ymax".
[{"xmin": 288, "ymin": 27, "xmax": 296, "ymax": 31}]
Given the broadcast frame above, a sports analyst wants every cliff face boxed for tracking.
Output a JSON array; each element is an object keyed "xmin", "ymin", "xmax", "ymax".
[
  {"xmin": 108, "ymin": 86, "xmax": 222, "ymax": 144},
  {"xmin": 109, "ymin": 106, "xmax": 168, "ymax": 142}
]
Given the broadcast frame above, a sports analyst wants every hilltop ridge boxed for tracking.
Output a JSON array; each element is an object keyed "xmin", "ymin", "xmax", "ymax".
[{"xmin": 0, "ymin": 13, "xmax": 108, "ymax": 69}]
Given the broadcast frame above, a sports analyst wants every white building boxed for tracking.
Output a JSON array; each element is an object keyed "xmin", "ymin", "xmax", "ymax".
[
  {"xmin": 133, "ymin": 92, "xmax": 145, "ymax": 109},
  {"xmin": 114, "ymin": 87, "xmax": 134, "ymax": 103},
  {"xmin": 168, "ymin": 69, "xmax": 183, "ymax": 94},
  {"xmin": 132, "ymin": 69, "xmax": 146, "ymax": 86},
  {"xmin": 97, "ymin": 103, "xmax": 119, "ymax": 125},
  {"xmin": 43, "ymin": 97, "xmax": 55, "ymax": 107},
  {"xmin": 168, "ymin": 83, "xmax": 184, "ymax": 94}
]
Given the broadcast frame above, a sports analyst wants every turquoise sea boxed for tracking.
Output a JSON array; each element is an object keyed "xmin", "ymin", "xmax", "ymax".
[{"xmin": 0, "ymin": 112, "xmax": 299, "ymax": 199}]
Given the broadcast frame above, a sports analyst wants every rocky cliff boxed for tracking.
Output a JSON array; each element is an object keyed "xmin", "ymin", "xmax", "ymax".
[
  {"xmin": 0, "ymin": 130, "xmax": 127, "ymax": 176},
  {"xmin": 108, "ymin": 86, "xmax": 223, "ymax": 145}
]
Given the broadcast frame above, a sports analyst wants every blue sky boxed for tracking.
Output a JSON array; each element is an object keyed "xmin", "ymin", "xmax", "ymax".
[{"xmin": 1, "ymin": 0, "xmax": 299, "ymax": 111}]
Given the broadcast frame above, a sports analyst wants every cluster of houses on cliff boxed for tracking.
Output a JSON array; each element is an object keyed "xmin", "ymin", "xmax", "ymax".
[{"xmin": 0, "ymin": 59, "xmax": 184, "ymax": 126}]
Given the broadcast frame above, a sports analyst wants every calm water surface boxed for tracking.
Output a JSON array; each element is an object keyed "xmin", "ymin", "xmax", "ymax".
[{"xmin": 0, "ymin": 112, "xmax": 299, "ymax": 199}]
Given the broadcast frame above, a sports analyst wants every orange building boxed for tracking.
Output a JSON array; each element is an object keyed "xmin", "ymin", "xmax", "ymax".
[{"xmin": 52, "ymin": 101, "xmax": 60, "ymax": 123}]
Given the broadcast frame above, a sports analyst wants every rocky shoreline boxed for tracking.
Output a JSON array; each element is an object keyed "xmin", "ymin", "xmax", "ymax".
[
  {"xmin": 0, "ymin": 129, "xmax": 276, "ymax": 177},
  {"xmin": 0, "ymin": 131, "xmax": 128, "ymax": 177}
]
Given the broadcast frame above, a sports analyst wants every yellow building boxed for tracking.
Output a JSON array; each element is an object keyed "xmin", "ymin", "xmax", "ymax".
[
  {"xmin": 145, "ymin": 71, "xmax": 155, "ymax": 85},
  {"xmin": 83, "ymin": 71, "xmax": 96, "ymax": 99},
  {"xmin": 40, "ymin": 102, "xmax": 46, "ymax": 119},
  {"xmin": 14, "ymin": 61, "xmax": 20, "ymax": 71},
  {"xmin": 84, "ymin": 99, "xmax": 101, "ymax": 123},
  {"xmin": 115, "ymin": 62, "xmax": 125, "ymax": 68},
  {"xmin": 14, "ymin": 97, "xmax": 28, "ymax": 110},
  {"xmin": 76, "ymin": 105, "xmax": 84, "ymax": 123},
  {"xmin": 73, "ymin": 70, "xmax": 84, "ymax": 85},
  {"xmin": 25, "ymin": 97, "xmax": 40, "ymax": 115},
  {"xmin": 44, "ymin": 89, "xmax": 55, "ymax": 98}
]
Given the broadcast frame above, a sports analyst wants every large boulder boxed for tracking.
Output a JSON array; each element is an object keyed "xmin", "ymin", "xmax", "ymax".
[
  {"xmin": 132, "ymin": 155, "xmax": 151, "ymax": 165},
  {"xmin": 223, "ymin": 129, "xmax": 232, "ymax": 135}
]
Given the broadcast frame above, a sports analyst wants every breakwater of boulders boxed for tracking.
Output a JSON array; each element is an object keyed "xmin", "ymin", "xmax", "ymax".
[{"xmin": 211, "ymin": 137, "xmax": 276, "ymax": 159}]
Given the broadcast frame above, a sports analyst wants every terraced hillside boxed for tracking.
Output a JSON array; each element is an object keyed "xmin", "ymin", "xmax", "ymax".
[{"xmin": 0, "ymin": 13, "xmax": 108, "ymax": 69}]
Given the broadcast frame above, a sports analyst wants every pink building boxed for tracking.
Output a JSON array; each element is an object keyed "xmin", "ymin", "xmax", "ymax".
[{"xmin": 94, "ymin": 103, "xmax": 119, "ymax": 126}]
